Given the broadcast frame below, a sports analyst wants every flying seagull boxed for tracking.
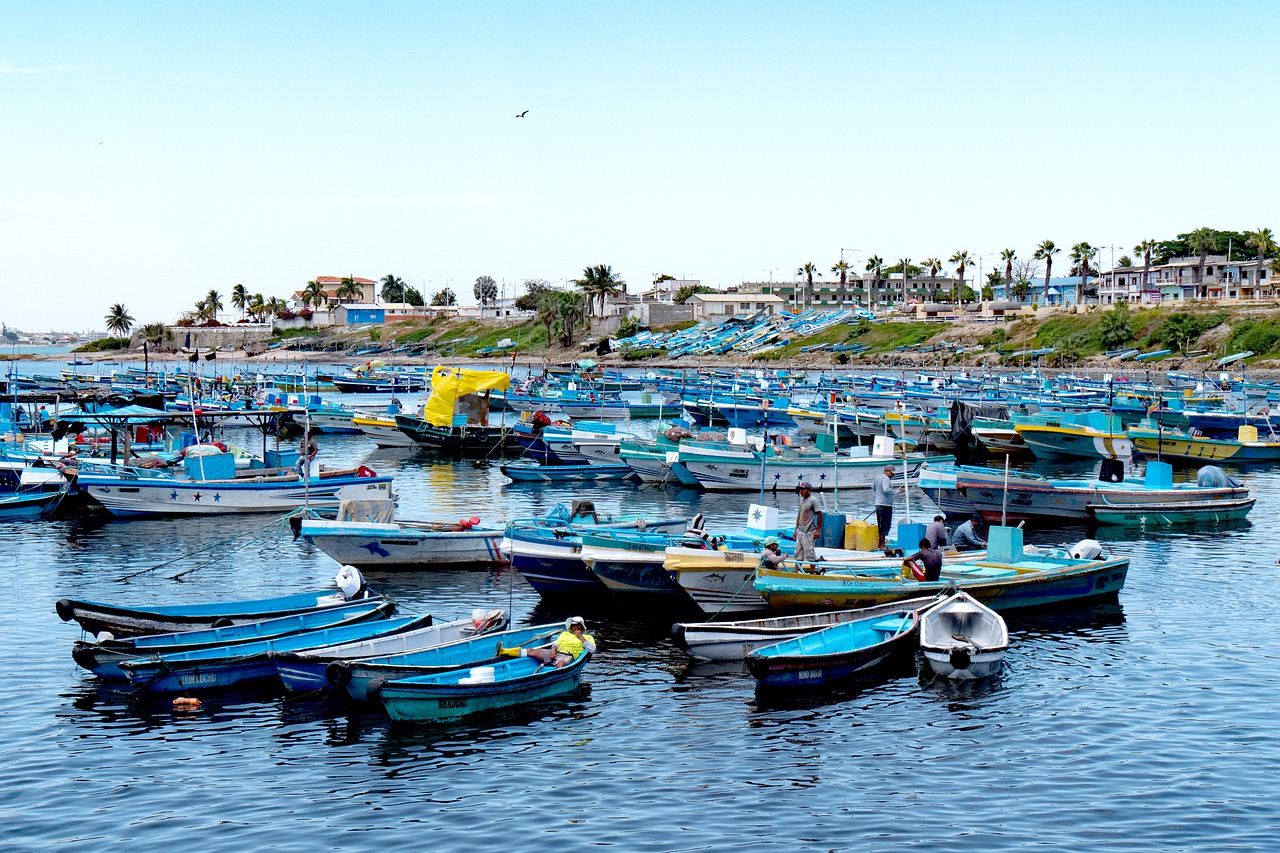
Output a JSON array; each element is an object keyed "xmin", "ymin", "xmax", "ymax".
[{"xmin": 517, "ymin": 110, "xmax": 528, "ymax": 118}]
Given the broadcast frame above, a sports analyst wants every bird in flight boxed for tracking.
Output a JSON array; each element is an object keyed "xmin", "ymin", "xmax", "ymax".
[{"xmin": 517, "ymin": 110, "xmax": 529, "ymax": 118}]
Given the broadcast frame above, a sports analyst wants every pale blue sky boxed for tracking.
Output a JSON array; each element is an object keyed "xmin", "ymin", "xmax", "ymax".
[{"xmin": 2, "ymin": 1, "xmax": 1276, "ymax": 332}]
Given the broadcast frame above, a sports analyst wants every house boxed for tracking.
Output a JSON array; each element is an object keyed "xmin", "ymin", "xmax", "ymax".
[
  {"xmin": 1096, "ymin": 255, "xmax": 1274, "ymax": 304},
  {"xmin": 335, "ymin": 305, "xmax": 385, "ymax": 325},
  {"xmin": 685, "ymin": 293, "xmax": 785, "ymax": 321},
  {"xmin": 291, "ymin": 276, "xmax": 378, "ymax": 310},
  {"xmin": 480, "ymin": 298, "xmax": 533, "ymax": 320}
]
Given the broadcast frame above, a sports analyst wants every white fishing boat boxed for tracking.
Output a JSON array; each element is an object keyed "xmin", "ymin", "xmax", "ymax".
[
  {"xmin": 919, "ymin": 591, "xmax": 1009, "ymax": 679},
  {"xmin": 299, "ymin": 499, "xmax": 508, "ymax": 569}
]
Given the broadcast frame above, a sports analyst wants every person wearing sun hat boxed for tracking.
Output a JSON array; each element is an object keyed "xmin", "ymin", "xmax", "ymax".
[
  {"xmin": 758, "ymin": 535, "xmax": 786, "ymax": 570},
  {"xmin": 499, "ymin": 616, "xmax": 596, "ymax": 668}
]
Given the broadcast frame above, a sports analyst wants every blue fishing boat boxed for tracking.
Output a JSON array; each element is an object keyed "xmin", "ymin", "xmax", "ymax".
[
  {"xmin": 745, "ymin": 608, "xmax": 921, "ymax": 689},
  {"xmin": 500, "ymin": 461, "xmax": 636, "ymax": 483},
  {"xmin": 70, "ymin": 600, "xmax": 395, "ymax": 679},
  {"xmin": 120, "ymin": 611, "xmax": 431, "ymax": 693},
  {"xmin": 373, "ymin": 651, "xmax": 591, "ymax": 723},
  {"xmin": 56, "ymin": 588, "xmax": 386, "ymax": 638}
]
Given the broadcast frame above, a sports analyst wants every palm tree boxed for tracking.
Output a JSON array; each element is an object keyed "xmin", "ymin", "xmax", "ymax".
[
  {"xmin": 1070, "ymin": 242, "xmax": 1098, "ymax": 304},
  {"xmin": 248, "ymin": 294, "xmax": 266, "ymax": 322},
  {"xmin": 104, "ymin": 304, "xmax": 134, "ymax": 338},
  {"xmin": 574, "ymin": 264, "xmax": 626, "ymax": 317},
  {"xmin": 231, "ymin": 284, "xmax": 248, "ymax": 320},
  {"xmin": 1001, "ymin": 249, "xmax": 1016, "ymax": 297},
  {"xmin": 1032, "ymin": 240, "xmax": 1059, "ymax": 304},
  {"xmin": 1246, "ymin": 227, "xmax": 1276, "ymax": 299},
  {"xmin": 266, "ymin": 296, "xmax": 288, "ymax": 318},
  {"xmin": 797, "ymin": 262, "xmax": 819, "ymax": 309},
  {"xmin": 204, "ymin": 289, "xmax": 223, "ymax": 323},
  {"xmin": 1134, "ymin": 238, "xmax": 1158, "ymax": 300},
  {"xmin": 1186, "ymin": 227, "xmax": 1217, "ymax": 297},
  {"xmin": 948, "ymin": 251, "xmax": 972, "ymax": 304},
  {"xmin": 380, "ymin": 274, "xmax": 406, "ymax": 303},
  {"xmin": 193, "ymin": 297, "xmax": 212, "ymax": 324},
  {"xmin": 473, "ymin": 275, "xmax": 498, "ymax": 307},
  {"xmin": 830, "ymin": 259, "xmax": 850, "ymax": 304},
  {"xmin": 336, "ymin": 276, "xmax": 363, "ymax": 304},
  {"xmin": 864, "ymin": 256, "xmax": 884, "ymax": 306},
  {"xmin": 302, "ymin": 280, "xmax": 327, "ymax": 310},
  {"xmin": 923, "ymin": 258, "xmax": 942, "ymax": 302},
  {"xmin": 898, "ymin": 257, "xmax": 912, "ymax": 305}
]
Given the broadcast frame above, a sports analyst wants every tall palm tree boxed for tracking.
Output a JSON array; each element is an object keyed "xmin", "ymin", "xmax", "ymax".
[
  {"xmin": 574, "ymin": 264, "xmax": 625, "ymax": 317},
  {"xmin": 898, "ymin": 257, "xmax": 912, "ymax": 305},
  {"xmin": 302, "ymin": 280, "xmax": 327, "ymax": 310},
  {"xmin": 830, "ymin": 259, "xmax": 850, "ymax": 304},
  {"xmin": 231, "ymin": 284, "xmax": 248, "ymax": 320},
  {"xmin": 1245, "ymin": 227, "xmax": 1276, "ymax": 299},
  {"xmin": 1001, "ymin": 249, "xmax": 1016, "ymax": 298},
  {"xmin": 948, "ymin": 250, "xmax": 971, "ymax": 304},
  {"xmin": 1134, "ymin": 238, "xmax": 1158, "ymax": 300},
  {"xmin": 923, "ymin": 257, "xmax": 942, "ymax": 302},
  {"xmin": 248, "ymin": 294, "xmax": 266, "ymax": 322},
  {"xmin": 104, "ymin": 304, "xmax": 134, "ymax": 338},
  {"xmin": 1032, "ymin": 240, "xmax": 1059, "ymax": 304},
  {"xmin": 1186, "ymin": 227, "xmax": 1217, "ymax": 297},
  {"xmin": 1070, "ymin": 242, "xmax": 1098, "ymax": 304},
  {"xmin": 266, "ymin": 296, "xmax": 288, "ymax": 318},
  {"xmin": 797, "ymin": 262, "xmax": 819, "ymax": 309},
  {"xmin": 864, "ymin": 256, "xmax": 884, "ymax": 307},
  {"xmin": 204, "ymin": 289, "xmax": 223, "ymax": 323},
  {"xmin": 380, "ymin": 274, "xmax": 406, "ymax": 303},
  {"xmin": 337, "ymin": 276, "xmax": 363, "ymax": 304}
]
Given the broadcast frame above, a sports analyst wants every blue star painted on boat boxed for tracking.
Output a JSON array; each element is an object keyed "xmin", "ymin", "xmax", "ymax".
[
  {"xmin": 213, "ymin": 493, "xmax": 221, "ymax": 502},
  {"xmin": 818, "ymin": 473, "xmax": 827, "ymax": 481},
  {"xmin": 170, "ymin": 490, "xmax": 179, "ymax": 500},
  {"xmin": 751, "ymin": 507, "xmax": 762, "ymax": 522},
  {"xmin": 773, "ymin": 473, "xmax": 781, "ymax": 481}
]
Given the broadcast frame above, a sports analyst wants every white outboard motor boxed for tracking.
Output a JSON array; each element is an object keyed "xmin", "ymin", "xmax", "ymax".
[
  {"xmin": 336, "ymin": 565, "xmax": 365, "ymax": 600},
  {"xmin": 1069, "ymin": 539, "xmax": 1103, "ymax": 560}
]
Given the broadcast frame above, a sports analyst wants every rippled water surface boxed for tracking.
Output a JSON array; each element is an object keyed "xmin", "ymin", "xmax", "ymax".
[{"xmin": 8, "ymin": 416, "xmax": 1280, "ymax": 851}]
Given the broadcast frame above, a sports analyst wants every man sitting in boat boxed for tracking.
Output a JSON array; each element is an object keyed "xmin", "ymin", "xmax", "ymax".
[
  {"xmin": 758, "ymin": 536, "xmax": 786, "ymax": 570},
  {"xmin": 903, "ymin": 538, "xmax": 943, "ymax": 582},
  {"xmin": 681, "ymin": 513, "xmax": 713, "ymax": 549},
  {"xmin": 500, "ymin": 616, "xmax": 596, "ymax": 668},
  {"xmin": 953, "ymin": 514, "xmax": 987, "ymax": 552}
]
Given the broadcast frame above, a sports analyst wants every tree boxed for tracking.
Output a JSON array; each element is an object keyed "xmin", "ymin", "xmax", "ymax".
[
  {"xmin": 831, "ymin": 259, "xmax": 850, "ymax": 303},
  {"xmin": 948, "ymin": 250, "xmax": 972, "ymax": 304},
  {"xmin": 1134, "ymin": 238, "xmax": 1158, "ymax": 299},
  {"xmin": 673, "ymin": 283, "xmax": 714, "ymax": 304},
  {"xmin": 923, "ymin": 257, "xmax": 942, "ymax": 302},
  {"xmin": 897, "ymin": 257, "xmax": 913, "ymax": 304},
  {"xmin": 1246, "ymin": 227, "xmax": 1276, "ymax": 297},
  {"xmin": 1001, "ymin": 248, "xmax": 1016, "ymax": 288},
  {"xmin": 864, "ymin": 256, "xmax": 884, "ymax": 306},
  {"xmin": 1098, "ymin": 302, "xmax": 1135, "ymax": 350},
  {"xmin": 231, "ymin": 284, "xmax": 248, "ymax": 320},
  {"xmin": 984, "ymin": 270, "xmax": 1003, "ymax": 302},
  {"xmin": 266, "ymin": 296, "xmax": 288, "ymax": 318},
  {"xmin": 247, "ymin": 294, "xmax": 266, "ymax": 322},
  {"xmin": 138, "ymin": 322, "xmax": 172, "ymax": 351},
  {"xmin": 473, "ymin": 275, "xmax": 498, "ymax": 307},
  {"xmin": 404, "ymin": 286, "xmax": 424, "ymax": 307},
  {"xmin": 1032, "ymin": 240, "xmax": 1059, "ymax": 304},
  {"xmin": 104, "ymin": 304, "xmax": 135, "ymax": 338},
  {"xmin": 431, "ymin": 287, "xmax": 458, "ymax": 307},
  {"xmin": 302, "ymin": 280, "xmax": 327, "ymax": 309},
  {"xmin": 1151, "ymin": 312, "xmax": 1208, "ymax": 353},
  {"xmin": 1011, "ymin": 279, "xmax": 1031, "ymax": 301},
  {"xmin": 380, "ymin": 274, "xmax": 406, "ymax": 303},
  {"xmin": 574, "ymin": 264, "xmax": 625, "ymax": 317},
  {"xmin": 336, "ymin": 276, "xmax": 363, "ymax": 303},
  {"xmin": 797, "ymin": 262, "xmax": 819, "ymax": 309},
  {"xmin": 516, "ymin": 279, "xmax": 553, "ymax": 312},
  {"xmin": 204, "ymin": 289, "xmax": 224, "ymax": 323},
  {"xmin": 537, "ymin": 291, "xmax": 586, "ymax": 347},
  {"xmin": 1186, "ymin": 227, "xmax": 1217, "ymax": 297},
  {"xmin": 1070, "ymin": 242, "xmax": 1098, "ymax": 303},
  {"xmin": 1117, "ymin": 255, "xmax": 1133, "ymax": 267}
]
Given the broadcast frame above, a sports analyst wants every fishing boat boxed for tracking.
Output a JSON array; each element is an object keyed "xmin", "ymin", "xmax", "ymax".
[
  {"xmin": 755, "ymin": 528, "xmax": 1129, "ymax": 613},
  {"xmin": 391, "ymin": 366, "xmax": 516, "ymax": 455},
  {"xmin": 56, "ymin": 587, "xmax": 385, "ymax": 638},
  {"xmin": 271, "ymin": 609, "xmax": 508, "ymax": 692},
  {"xmin": 1088, "ymin": 493, "xmax": 1256, "ymax": 525},
  {"xmin": 120, "ymin": 611, "xmax": 432, "ymax": 693},
  {"xmin": 745, "ymin": 607, "xmax": 920, "ymax": 689},
  {"xmin": 1013, "ymin": 411, "xmax": 1132, "ymax": 460},
  {"xmin": 327, "ymin": 623, "xmax": 562, "ymax": 701},
  {"xmin": 919, "ymin": 591, "xmax": 1009, "ymax": 680},
  {"xmin": 373, "ymin": 650, "xmax": 590, "ymax": 723},
  {"xmin": 71, "ymin": 600, "xmax": 394, "ymax": 679},
  {"xmin": 499, "ymin": 461, "xmax": 636, "ymax": 483},
  {"xmin": 299, "ymin": 498, "xmax": 508, "ymax": 569},
  {"xmin": 674, "ymin": 596, "xmax": 939, "ymax": 661},
  {"xmin": 1127, "ymin": 422, "xmax": 1280, "ymax": 463}
]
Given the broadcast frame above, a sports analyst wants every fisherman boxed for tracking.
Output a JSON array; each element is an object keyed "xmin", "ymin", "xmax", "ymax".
[
  {"xmin": 793, "ymin": 481, "xmax": 824, "ymax": 562},
  {"xmin": 500, "ymin": 616, "xmax": 596, "ymax": 668},
  {"xmin": 872, "ymin": 465, "xmax": 903, "ymax": 550},
  {"xmin": 335, "ymin": 565, "xmax": 371, "ymax": 600},
  {"xmin": 903, "ymin": 538, "xmax": 944, "ymax": 582},
  {"xmin": 925, "ymin": 514, "xmax": 950, "ymax": 549},
  {"xmin": 953, "ymin": 513, "xmax": 988, "ymax": 552},
  {"xmin": 297, "ymin": 436, "xmax": 319, "ymax": 477},
  {"xmin": 758, "ymin": 535, "xmax": 787, "ymax": 571}
]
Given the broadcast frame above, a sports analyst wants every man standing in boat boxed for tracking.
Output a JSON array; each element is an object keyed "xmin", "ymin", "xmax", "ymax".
[
  {"xmin": 794, "ymin": 481, "xmax": 823, "ymax": 564},
  {"xmin": 872, "ymin": 465, "xmax": 902, "ymax": 551}
]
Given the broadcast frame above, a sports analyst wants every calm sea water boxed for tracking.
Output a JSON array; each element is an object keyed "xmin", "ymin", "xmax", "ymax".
[{"xmin": 7, "ymin": 410, "xmax": 1280, "ymax": 850}]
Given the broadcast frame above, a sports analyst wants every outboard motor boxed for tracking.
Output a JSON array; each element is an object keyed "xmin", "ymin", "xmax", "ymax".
[
  {"xmin": 1099, "ymin": 458, "xmax": 1125, "ymax": 483},
  {"xmin": 1069, "ymin": 539, "xmax": 1103, "ymax": 560}
]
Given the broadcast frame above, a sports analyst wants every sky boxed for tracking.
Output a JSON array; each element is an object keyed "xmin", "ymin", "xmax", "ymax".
[{"xmin": 3, "ymin": 1, "xmax": 1278, "ymax": 333}]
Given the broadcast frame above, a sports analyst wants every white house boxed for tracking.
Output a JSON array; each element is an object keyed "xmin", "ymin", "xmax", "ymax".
[{"xmin": 686, "ymin": 293, "xmax": 785, "ymax": 321}]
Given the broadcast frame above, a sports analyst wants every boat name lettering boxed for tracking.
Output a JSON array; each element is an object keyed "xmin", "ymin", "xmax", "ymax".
[
  {"xmin": 723, "ymin": 552, "xmax": 744, "ymax": 563},
  {"xmin": 438, "ymin": 697, "xmax": 468, "ymax": 709}
]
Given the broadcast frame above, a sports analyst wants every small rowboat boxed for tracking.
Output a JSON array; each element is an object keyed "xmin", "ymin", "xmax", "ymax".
[
  {"xmin": 675, "ymin": 596, "xmax": 940, "ymax": 661},
  {"xmin": 920, "ymin": 591, "xmax": 1008, "ymax": 680},
  {"xmin": 745, "ymin": 607, "xmax": 921, "ymax": 689},
  {"xmin": 71, "ymin": 600, "xmax": 394, "ymax": 679},
  {"xmin": 1088, "ymin": 494, "xmax": 1256, "ymax": 525},
  {"xmin": 500, "ymin": 462, "xmax": 636, "ymax": 483},
  {"xmin": 55, "ymin": 588, "xmax": 386, "ymax": 638},
  {"xmin": 373, "ymin": 651, "xmax": 590, "ymax": 723}
]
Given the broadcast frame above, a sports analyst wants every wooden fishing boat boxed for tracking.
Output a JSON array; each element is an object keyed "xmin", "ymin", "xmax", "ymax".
[
  {"xmin": 1127, "ymin": 422, "xmax": 1280, "ymax": 462},
  {"xmin": 56, "ymin": 587, "xmax": 386, "ymax": 638},
  {"xmin": 327, "ymin": 623, "xmax": 562, "ymax": 701},
  {"xmin": 373, "ymin": 651, "xmax": 590, "ymax": 723},
  {"xmin": 1088, "ymin": 493, "xmax": 1256, "ymax": 525},
  {"xmin": 71, "ymin": 600, "xmax": 395, "ymax": 680},
  {"xmin": 499, "ymin": 461, "xmax": 636, "ymax": 483},
  {"xmin": 919, "ymin": 591, "xmax": 1008, "ymax": 680},
  {"xmin": 745, "ymin": 608, "xmax": 920, "ymax": 688},
  {"xmin": 120, "ymin": 612, "xmax": 431, "ymax": 693},
  {"xmin": 271, "ymin": 609, "xmax": 508, "ymax": 692},
  {"xmin": 1013, "ymin": 411, "xmax": 1131, "ymax": 460},
  {"xmin": 351, "ymin": 412, "xmax": 419, "ymax": 447},
  {"xmin": 674, "ymin": 596, "xmax": 940, "ymax": 661},
  {"xmin": 299, "ymin": 499, "xmax": 508, "ymax": 569}
]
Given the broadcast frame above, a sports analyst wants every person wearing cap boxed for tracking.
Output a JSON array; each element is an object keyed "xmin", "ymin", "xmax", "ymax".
[
  {"xmin": 872, "ymin": 465, "xmax": 903, "ymax": 550},
  {"xmin": 925, "ymin": 514, "xmax": 950, "ymax": 549},
  {"xmin": 953, "ymin": 513, "xmax": 987, "ymax": 552},
  {"xmin": 499, "ymin": 616, "xmax": 596, "ymax": 668},
  {"xmin": 793, "ymin": 481, "xmax": 824, "ymax": 562},
  {"xmin": 758, "ymin": 535, "xmax": 786, "ymax": 570},
  {"xmin": 903, "ymin": 537, "xmax": 943, "ymax": 582}
]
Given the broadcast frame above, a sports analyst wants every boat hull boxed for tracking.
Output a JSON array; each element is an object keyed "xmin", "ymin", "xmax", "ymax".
[
  {"xmin": 745, "ymin": 611, "xmax": 920, "ymax": 688},
  {"xmin": 75, "ymin": 472, "xmax": 393, "ymax": 517},
  {"xmin": 375, "ymin": 653, "xmax": 589, "ymax": 722},
  {"xmin": 302, "ymin": 519, "xmax": 508, "ymax": 569}
]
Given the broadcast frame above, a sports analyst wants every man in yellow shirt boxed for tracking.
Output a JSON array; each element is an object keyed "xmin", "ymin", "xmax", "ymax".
[{"xmin": 500, "ymin": 616, "xmax": 596, "ymax": 668}]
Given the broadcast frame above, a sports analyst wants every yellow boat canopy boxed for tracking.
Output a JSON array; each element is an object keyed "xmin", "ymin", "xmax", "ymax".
[{"xmin": 422, "ymin": 366, "xmax": 511, "ymax": 427}]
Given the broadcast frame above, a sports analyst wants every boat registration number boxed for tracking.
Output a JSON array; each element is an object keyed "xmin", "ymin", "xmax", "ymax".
[{"xmin": 438, "ymin": 697, "xmax": 468, "ymax": 709}]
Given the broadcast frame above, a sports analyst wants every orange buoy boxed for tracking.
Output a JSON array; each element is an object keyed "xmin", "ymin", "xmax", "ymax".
[{"xmin": 173, "ymin": 697, "xmax": 202, "ymax": 710}]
